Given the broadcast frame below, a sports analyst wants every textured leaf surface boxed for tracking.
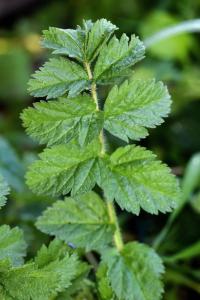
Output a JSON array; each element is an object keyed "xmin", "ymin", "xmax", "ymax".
[
  {"xmin": 28, "ymin": 58, "xmax": 89, "ymax": 99},
  {"xmin": 26, "ymin": 140, "xmax": 100, "ymax": 196},
  {"xmin": 103, "ymin": 242, "xmax": 164, "ymax": 300},
  {"xmin": 21, "ymin": 95, "xmax": 103, "ymax": 147},
  {"xmin": 27, "ymin": 141, "xmax": 179, "ymax": 215},
  {"xmin": 42, "ymin": 19, "xmax": 117, "ymax": 62},
  {"xmin": 97, "ymin": 145, "xmax": 179, "ymax": 215},
  {"xmin": 94, "ymin": 34, "xmax": 145, "ymax": 83},
  {"xmin": 97, "ymin": 263, "xmax": 115, "ymax": 300},
  {"xmin": 104, "ymin": 79, "xmax": 171, "ymax": 141},
  {"xmin": 0, "ymin": 175, "xmax": 9, "ymax": 208},
  {"xmin": 0, "ymin": 240, "xmax": 83, "ymax": 300},
  {"xmin": 36, "ymin": 191, "xmax": 114, "ymax": 251},
  {"xmin": 0, "ymin": 225, "xmax": 26, "ymax": 266},
  {"xmin": 85, "ymin": 19, "xmax": 117, "ymax": 62},
  {"xmin": 42, "ymin": 26, "xmax": 85, "ymax": 60}
]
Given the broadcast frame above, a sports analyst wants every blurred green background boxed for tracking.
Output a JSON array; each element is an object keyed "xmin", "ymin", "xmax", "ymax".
[{"xmin": 0, "ymin": 0, "xmax": 200, "ymax": 299}]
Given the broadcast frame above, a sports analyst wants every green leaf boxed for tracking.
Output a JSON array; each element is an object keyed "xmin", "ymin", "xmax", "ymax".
[
  {"xmin": 27, "ymin": 141, "xmax": 179, "ymax": 215},
  {"xmin": 36, "ymin": 191, "xmax": 113, "ymax": 251},
  {"xmin": 0, "ymin": 240, "xmax": 83, "ymax": 300},
  {"xmin": 104, "ymin": 78, "xmax": 171, "ymax": 142},
  {"xmin": 85, "ymin": 19, "xmax": 117, "ymax": 62},
  {"xmin": 103, "ymin": 242, "xmax": 164, "ymax": 300},
  {"xmin": 21, "ymin": 95, "xmax": 103, "ymax": 147},
  {"xmin": 26, "ymin": 140, "xmax": 101, "ymax": 196},
  {"xmin": 97, "ymin": 263, "xmax": 115, "ymax": 300},
  {"xmin": 97, "ymin": 145, "xmax": 179, "ymax": 215},
  {"xmin": 56, "ymin": 263, "xmax": 92, "ymax": 299},
  {"xmin": 42, "ymin": 19, "xmax": 117, "ymax": 62},
  {"xmin": 0, "ymin": 137, "xmax": 24, "ymax": 192},
  {"xmin": 94, "ymin": 34, "xmax": 145, "ymax": 83},
  {"xmin": 34, "ymin": 238, "xmax": 69, "ymax": 267},
  {"xmin": 28, "ymin": 58, "xmax": 89, "ymax": 99},
  {"xmin": 42, "ymin": 26, "xmax": 85, "ymax": 61},
  {"xmin": 0, "ymin": 175, "xmax": 9, "ymax": 208},
  {"xmin": 191, "ymin": 191, "xmax": 200, "ymax": 214},
  {"xmin": 0, "ymin": 225, "xmax": 26, "ymax": 266}
]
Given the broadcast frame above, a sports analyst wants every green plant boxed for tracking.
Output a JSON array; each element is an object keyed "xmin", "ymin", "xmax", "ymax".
[
  {"xmin": 0, "ymin": 174, "xmax": 90, "ymax": 300},
  {"xmin": 21, "ymin": 19, "xmax": 181, "ymax": 299}
]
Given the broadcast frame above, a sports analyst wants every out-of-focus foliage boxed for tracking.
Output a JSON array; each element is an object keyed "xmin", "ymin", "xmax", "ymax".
[
  {"xmin": 0, "ymin": 0, "xmax": 200, "ymax": 299},
  {"xmin": 140, "ymin": 11, "xmax": 194, "ymax": 61}
]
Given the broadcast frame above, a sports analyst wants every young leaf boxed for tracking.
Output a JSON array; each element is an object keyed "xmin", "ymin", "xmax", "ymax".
[
  {"xmin": 85, "ymin": 19, "xmax": 117, "ymax": 62},
  {"xmin": 103, "ymin": 242, "xmax": 164, "ymax": 300},
  {"xmin": 42, "ymin": 26, "xmax": 85, "ymax": 60},
  {"xmin": 97, "ymin": 145, "xmax": 179, "ymax": 215},
  {"xmin": 0, "ymin": 175, "xmax": 9, "ymax": 208},
  {"xmin": 94, "ymin": 34, "xmax": 145, "ymax": 83},
  {"xmin": 36, "ymin": 191, "xmax": 114, "ymax": 251},
  {"xmin": 97, "ymin": 263, "xmax": 115, "ymax": 300},
  {"xmin": 0, "ymin": 225, "xmax": 26, "ymax": 266},
  {"xmin": 34, "ymin": 238, "xmax": 69, "ymax": 267},
  {"xmin": 21, "ymin": 95, "xmax": 103, "ymax": 147},
  {"xmin": 104, "ymin": 79, "xmax": 171, "ymax": 142},
  {"xmin": 0, "ymin": 240, "xmax": 84, "ymax": 300},
  {"xmin": 28, "ymin": 58, "xmax": 89, "ymax": 99},
  {"xmin": 42, "ymin": 19, "xmax": 117, "ymax": 62},
  {"xmin": 26, "ymin": 140, "xmax": 101, "ymax": 196}
]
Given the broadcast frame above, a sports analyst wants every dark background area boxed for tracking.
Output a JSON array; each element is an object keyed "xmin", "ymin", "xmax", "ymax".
[{"xmin": 0, "ymin": 0, "xmax": 200, "ymax": 299}]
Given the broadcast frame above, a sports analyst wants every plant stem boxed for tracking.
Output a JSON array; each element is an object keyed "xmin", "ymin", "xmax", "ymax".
[
  {"xmin": 84, "ymin": 62, "xmax": 99, "ymax": 110},
  {"xmin": 85, "ymin": 252, "xmax": 98, "ymax": 271},
  {"xmin": 84, "ymin": 61, "xmax": 124, "ymax": 251},
  {"xmin": 107, "ymin": 201, "xmax": 124, "ymax": 251}
]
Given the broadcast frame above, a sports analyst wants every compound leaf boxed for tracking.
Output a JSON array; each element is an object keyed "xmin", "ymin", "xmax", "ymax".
[
  {"xmin": 96, "ymin": 145, "xmax": 179, "ymax": 215},
  {"xmin": 36, "ymin": 191, "xmax": 114, "ymax": 251},
  {"xmin": 0, "ymin": 225, "xmax": 26, "ymax": 266},
  {"xmin": 0, "ymin": 175, "xmax": 9, "ymax": 208},
  {"xmin": 104, "ymin": 79, "xmax": 171, "ymax": 142},
  {"xmin": 94, "ymin": 34, "xmax": 145, "ymax": 83},
  {"xmin": 0, "ymin": 239, "xmax": 83, "ymax": 300},
  {"xmin": 28, "ymin": 58, "xmax": 89, "ymax": 99},
  {"xmin": 26, "ymin": 140, "xmax": 101, "ymax": 196},
  {"xmin": 42, "ymin": 19, "xmax": 117, "ymax": 62},
  {"xmin": 103, "ymin": 242, "xmax": 164, "ymax": 300},
  {"xmin": 21, "ymin": 95, "xmax": 103, "ymax": 147},
  {"xmin": 27, "ymin": 142, "xmax": 179, "ymax": 215}
]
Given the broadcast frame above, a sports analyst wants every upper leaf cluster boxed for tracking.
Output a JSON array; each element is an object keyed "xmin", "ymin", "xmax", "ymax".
[
  {"xmin": 22, "ymin": 18, "xmax": 180, "ymax": 217},
  {"xmin": 20, "ymin": 18, "xmax": 182, "ymax": 300}
]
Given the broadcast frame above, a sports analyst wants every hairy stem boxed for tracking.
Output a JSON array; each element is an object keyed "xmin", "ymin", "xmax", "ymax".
[
  {"xmin": 84, "ymin": 61, "xmax": 124, "ymax": 251},
  {"xmin": 107, "ymin": 201, "xmax": 124, "ymax": 251},
  {"xmin": 84, "ymin": 62, "xmax": 99, "ymax": 110}
]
